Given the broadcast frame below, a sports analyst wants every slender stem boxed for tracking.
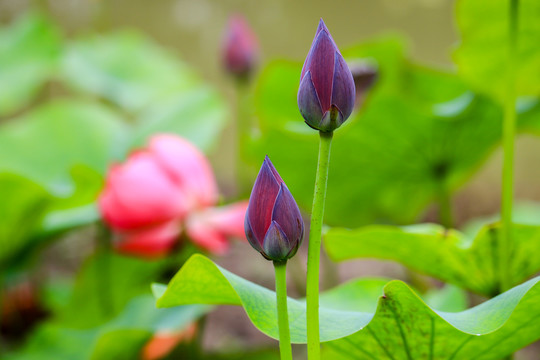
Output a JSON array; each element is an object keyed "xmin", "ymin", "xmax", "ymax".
[
  {"xmin": 438, "ymin": 181, "xmax": 454, "ymax": 229},
  {"xmin": 306, "ymin": 131, "xmax": 333, "ymax": 360},
  {"xmin": 274, "ymin": 261, "xmax": 293, "ymax": 360},
  {"xmin": 235, "ymin": 80, "xmax": 256, "ymax": 197},
  {"xmin": 499, "ymin": 0, "xmax": 519, "ymax": 295},
  {"xmin": 96, "ymin": 223, "xmax": 114, "ymax": 316}
]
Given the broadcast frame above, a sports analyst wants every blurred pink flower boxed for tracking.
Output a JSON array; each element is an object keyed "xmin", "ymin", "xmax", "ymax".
[
  {"xmin": 99, "ymin": 134, "xmax": 247, "ymax": 258},
  {"xmin": 222, "ymin": 14, "xmax": 259, "ymax": 78},
  {"xmin": 142, "ymin": 323, "xmax": 197, "ymax": 360}
]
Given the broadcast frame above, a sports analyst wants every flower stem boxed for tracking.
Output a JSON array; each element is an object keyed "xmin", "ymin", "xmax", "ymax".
[
  {"xmin": 306, "ymin": 131, "xmax": 333, "ymax": 360},
  {"xmin": 499, "ymin": 0, "xmax": 519, "ymax": 295},
  {"xmin": 235, "ymin": 80, "xmax": 256, "ymax": 196},
  {"xmin": 96, "ymin": 222, "xmax": 114, "ymax": 316},
  {"xmin": 438, "ymin": 181, "xmax": 453, "ymax": 229},
  {"xmin": 274, "ymin": 261, "xmax": 293, "ymax": 360}
]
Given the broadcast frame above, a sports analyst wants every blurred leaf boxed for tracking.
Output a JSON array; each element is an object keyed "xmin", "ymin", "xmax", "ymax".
[
  {"xmin": 132, "ymin": 87, "xmax": 228, "ymax": 152},
  {"xmin": 461, "ymin": 201, "xmax": 540, "ymax": 238},
  {"xmin": 324, "ymin": 222, "xmax": 540, "ymax": 297},
  {"xmin": 58, "ymin": 252, "xmax": 170, "ymax": 328},
  {"xmin": 0, "ymin": 173, "xmax": 51, "ymax": 267},
  {"xmin": 200, "ymin": 349, "xmax": 279, "ymax": 360},
  {"xmin": 0, "ymin": 13, "xmax": 61, "ymax": 116},
  {"xmin": 38, "ymin": 165, "xmax": 102, "ymax": 235},
  {"xmin": 0, "ymin": 100, "xmax": 128, "ymax": 198},
  {"xmin": 454, "ymin": 0, "xmax": 540, "ymax": 102},
  {"xmin": 61, "ymin": 31, "xmax": 229, "ymax": 152},
  {"xmin": 90, "ymin": 330, "xmax": 149, "ymax": 360},
  {"xmin": 423, "ymin": 285, "xmax": 468, "ymax": 313},
  {"xmin": 249, "ymin": 38, "xmax": 540, "ymax": 227},
  {"xmin": 6, "ymin": 294, "xmax": 210, "ymax": 360},
  {"xmin": 156, "ymin": 254, "xmax": 540, "ymax": 359},
  {"xmin": 62, "ymin": 31, "xmax": 197, "ymax": 113}
]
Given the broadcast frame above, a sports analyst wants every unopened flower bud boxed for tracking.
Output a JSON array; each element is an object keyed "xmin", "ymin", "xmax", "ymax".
[
  {"xmin": 298, "ymin": 19, "xmax": 355, "ymax": 132},
  {"xmin": 348, "ymin": 60, "xmax": 378, "ymax": 108},
  {"xmin": 244, "ymin": 156, "xmax": 304, "ymax": 262},
  {"xmin": 222, "ymin": 15, "xmax": 259, "ymax": 79}
]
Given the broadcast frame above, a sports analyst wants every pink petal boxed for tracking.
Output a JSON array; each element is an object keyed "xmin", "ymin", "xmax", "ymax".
[
  {"xmin": 114, "ymin": 220, "xmax": 182, "ymax": 258},
  {"xmin": 185, "ymin": 202, "xmax": 247, "ymax": 254},
  {"xmin": 185, "ymin": 218, "xmax": 229, "ymax": 255},
  {"xmin": 149, "ymin": 135, "xmax": 218, "ymax": 211},
  {"xmin": 194, "ymin": 202, "xmax": 248, "ymax": 238},
  {"xmin": 99, "ymin": 152, "xmax": 187, "ymax": 230}
]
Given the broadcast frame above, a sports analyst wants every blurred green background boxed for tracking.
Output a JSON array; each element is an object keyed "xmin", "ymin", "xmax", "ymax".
[
  {"xmin": 2, "ymin": 0, "xmax": 538, "ymax": 223},
  {"xmin": 2, "ymin": 0, "xmax": 540, "ymax": 359}
]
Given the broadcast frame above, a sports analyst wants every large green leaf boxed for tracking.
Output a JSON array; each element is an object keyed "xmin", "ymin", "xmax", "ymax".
[
  {"xmin": 155, "ymin": 254, "xmax": 540, "ymax": 359},
  {"xmin": 454, "ymin": 0, "xmax": 540, "ymax": 102},
  {"xmin": 0, "ymin": 13, "xmax": 61, "ymax": 116},
  {"xmin": 132, "ymin": 86, "xmax": 228, "ymax": 152},
  {"xmin": 61, "ymin": 31, "xmax": 228, "ymax": 152},
  {"xmin": 0, "ymin": 100, "xmax": 128, "ymax": 196},
  {"xmin": 249, "ymin": 38, "xmax": 540, "ymax": 227},
  {"xmin": 62, "ymin": 31, "xmax": 198, "ymax": 113},
  {"xmin": 324, "ymin": 222, "xmax": 540, "ymax": 297},
  {"xmin": 5, "ymin": 294, "xmax": 210, "ymax": 360},
  {"xmin": 154, "ymin": 254, "xmax": 387, "ymax": 342},
  {"xmin": 324, "ymin": 276, "xmax": 540, "ymax": 360}
]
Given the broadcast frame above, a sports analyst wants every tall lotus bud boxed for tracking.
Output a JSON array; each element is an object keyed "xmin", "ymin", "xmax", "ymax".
[
  {"xmin": 298, "ymin": 19, "xmax": 355, "ymax": 132},
  {"xmin": 245, "ymin": 156, "xmax": 304, "ymax": 262},
  {"xmin": 222, "ymin": 15, "xmax": 259, "ymax": 79}
]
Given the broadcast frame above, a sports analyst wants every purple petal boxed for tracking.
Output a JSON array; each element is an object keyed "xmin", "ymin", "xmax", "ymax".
[
  {"xmin": 244, "ymin": 210, "xmax": 263, "ymax": 252},
  {"xmin": 331, "ymin": 51, "xmax": 356, "ymax": 121},
  {"xmin": 247, "ymin": 157, "xmax": 282, "ymax": 243},
  {"xmin": 262, "ymin": 221, "xmax": 291, "ymax": 261},
  {"xmin": 301, "ymin": 19, "xmax": 336, "ymax": 80},
  {"xmin": 298, "ymin": 71, "xmax": 324, "ymax": 126},
  {"xmin": 263, "ymin": 156, "xmax": 283, "ymax": 184},
  {"xmin": 271, "ymin": 183, "xmax": 304, "ymax": 247},
  {"xmin": 304, "ymin": 30, "xmax": 336, "ymax": 111}
]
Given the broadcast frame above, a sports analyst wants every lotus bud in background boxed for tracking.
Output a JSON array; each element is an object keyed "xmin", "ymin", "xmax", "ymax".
[
  {"xmin": 245, "ymin": 156, "xmax": 304, "ymax": 262},
  {"xmin": 298, "ymin": 19, "xmax": 356, "ymax": 132},
  {"xmin": 99, "ymin": 134, "xmax": 247, "ymax": 258},
  {"xmin": 222, "ymin": 14, "xmax": 259, "ymax": 80},
  {"xmin": 347, "ymin": 60, "xmax": 378, "ymax": 108}
]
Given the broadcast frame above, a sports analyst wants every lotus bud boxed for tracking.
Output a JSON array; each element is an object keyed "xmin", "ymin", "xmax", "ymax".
[
  {"xmin": 245, "ymin": 156, "xmax": 304, "ymax": 262},
  {"xmin": 222, "ymin": 14, "xmax": 259, "ymax": 80},
  {"xmin": 348, "ymin": 60, "xmax": 378, "ymax": 108},
  {"xmin": 298, "ymin": 19, "xmax": 356, "ymax": 132}
]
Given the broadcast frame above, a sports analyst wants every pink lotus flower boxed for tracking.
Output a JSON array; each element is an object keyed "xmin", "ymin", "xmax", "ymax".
[{"xmin": 99, "ymin": 134, "xmax": 247, "ymax": 258}]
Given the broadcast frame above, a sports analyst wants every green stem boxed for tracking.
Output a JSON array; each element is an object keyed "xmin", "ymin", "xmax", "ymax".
[
  {"xmin": 274, "ymin": 261, "xmax": 293, "ymax": 360},
  {"xmin": 96, "ymin": 223, "xmax": 113, "ymax": 316},
  {"xmin": 306, "ymin": 131, "xmax": 333, "ymax": 360},
  {"xmin": 499, "ymin": 0, "xmax": 519, "ymax": 295},
  {"xmin": 438, "ymin": 182, "xmax": 454, "ymax": 229},
  {"xmin": 235, "ymin": 80, "xmax": 257, "ymax": 197}
]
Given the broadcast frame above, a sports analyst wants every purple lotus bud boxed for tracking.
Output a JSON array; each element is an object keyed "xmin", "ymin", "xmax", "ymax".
[
  {"xmin": 348, "ymin": 60, "xmax": 378, "ymax": 108},
  {"xmin": 222, "ymin": 15, "xmax": 259, "ymax": 79},
  {"xmin": 245, "ymin": 156, "xmax": 304, "ymax": 262},
  {"xmin": 298, "ymin": 19, "xmax": 356, "ymax": 132}
]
